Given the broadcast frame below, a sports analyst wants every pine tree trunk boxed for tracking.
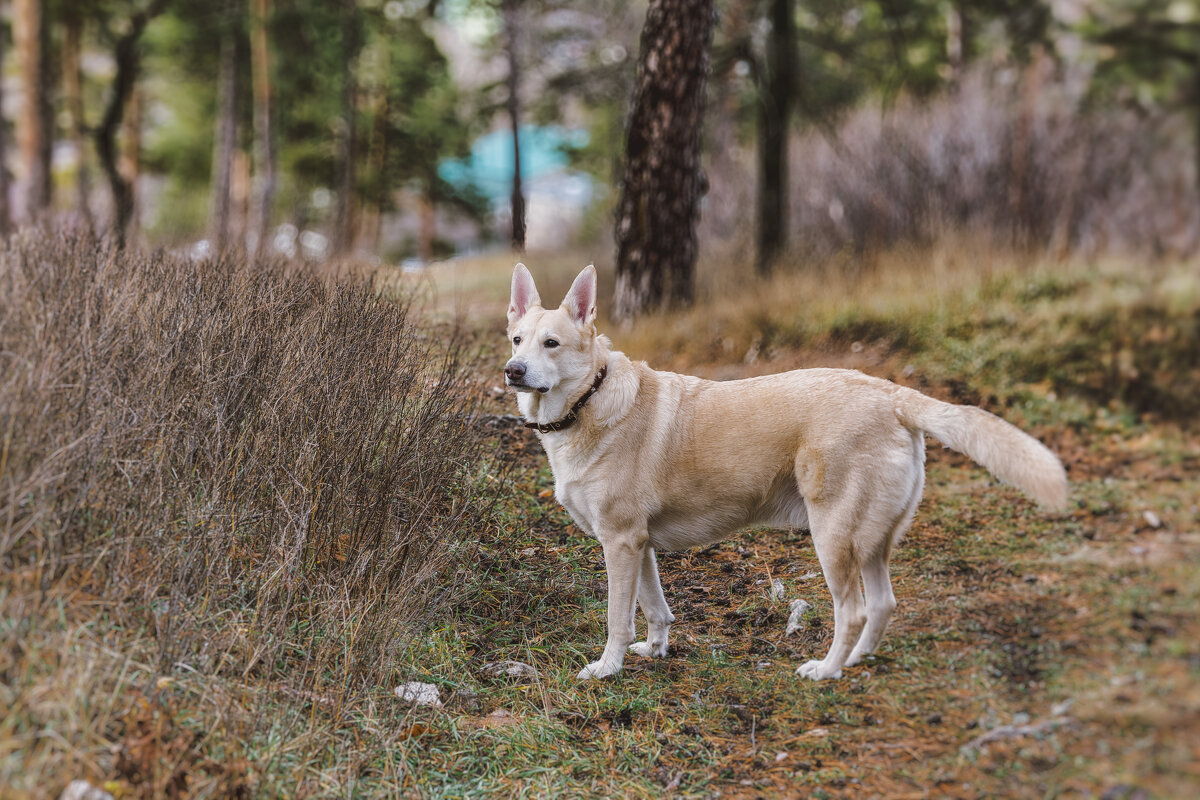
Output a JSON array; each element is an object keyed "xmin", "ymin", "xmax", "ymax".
[
  {"xmin": 251, "ymin": 0, "xmax": 277, "ymax": 260},
  {"xmin": 63, "ymin": 11, "xmax": 94, "ymax": 230},
  {"xmin": 504, "ymin": 0, "xmax": 526, "ymax": 252},
  {"xmin": 14, "ymin": 0, "xmax": 45, "ymax": 223},
  {"xmin": 334, "ymin": 0, "xmax": 358, "ymax": 255},
  {"xmin": 613, "ymin": 0, "xmax": 715, "ymax": 320},
  {"xmin": 210, "ymin": 13, "xmax": 239, "ymax": 252},
  {"xmin": 756, "ymin": 0, "xmax": 794, "ymax": 274}
]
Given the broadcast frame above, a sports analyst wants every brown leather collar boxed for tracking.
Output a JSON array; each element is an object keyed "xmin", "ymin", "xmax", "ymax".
[{"xmin": 524, "ymin": 365, "xmax": 608, "ymax": 433}]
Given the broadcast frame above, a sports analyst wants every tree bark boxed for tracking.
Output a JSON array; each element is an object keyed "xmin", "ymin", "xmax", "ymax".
[
  {"xmin": 504, "ymin": 0, "xmax": 526, "ymax": 252},
  {"xmin": 756, "ymin": 0, "xmax": 794, "ymax": 274},
  {"xmin": 251, "ymin": 0, "xmax": 276, "ymax": 260},
  {"xmin": 334, "ymin": 0, "xmax": 358, "ymax": 255},
  {"xmin": 94, "ymin": 0, "xmax": 167, "ymax": 247},
  {"xmin": 14, "ymin": 0, "xmax": 45, "ymax": 223},
  {"xmin": 613, "ymin": 0, "xmax": 715, "ymax": 320},
  {"xmin": 63, "ymin": 10, "xmax": 94, "ymax": 230},
  {"xmin": 210, "ymin": 10, "xmax": 239, "ymax": 253}
]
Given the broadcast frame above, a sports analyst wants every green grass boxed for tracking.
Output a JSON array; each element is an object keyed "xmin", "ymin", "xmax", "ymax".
[{"xmin": 4, "ymin": 248, "xmax": 1198, "ymax": 798}]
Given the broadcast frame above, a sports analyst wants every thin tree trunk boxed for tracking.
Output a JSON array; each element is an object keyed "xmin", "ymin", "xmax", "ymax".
[
  {"xmin": 613, "ymin": 0, "xmax": 715, "ymax": 320},
  {"xmin": 0, "ymin": 17, "xmax": 12, "ymax": 235},
  {"xmin": 251, "ymin": 0, "xmax": 276, "ymax": 260},
  {"xmin": 95, "ymin": 0, "xmax": 167, "ymax": 247},
  {"xmin": 334, "ymin": 0, "xmax": 358, "ymax": 256},
  {"xmin": 756, "ymin": 0, "xmax": 794, "ymax": 274},
  {"xmin": 121, "ymin": 85, "xmax": 143, "ymax": 242},
  {"xmin": 418, "ymin": 190, "xmax": 435, "ymax": 262},
  {"xmin": 209, "ymin": 14, "xmax": 238, "ymax": 252},
  {"xmin": 63, "ymin": 11, "xmax": 94, "ymax": 230},
  {"xmin": 504, "ymin": 0, "xmax": 525, "ymax": 252},
  {"xmin": 14, "ymin": 0, "xmax": 45, "ymax": 223}
]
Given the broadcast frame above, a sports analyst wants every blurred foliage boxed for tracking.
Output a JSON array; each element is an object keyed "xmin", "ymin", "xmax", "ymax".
[{"xmin": 16, "ymin": 0, "xmax": 1200, "ymax": 252}]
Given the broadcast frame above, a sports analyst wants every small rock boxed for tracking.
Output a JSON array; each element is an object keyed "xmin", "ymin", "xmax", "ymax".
[
  {"xmin": 770, "ymin": 579, "xmax": 786, "ymax": 602},
  {"xmin": 480, "ymin": 660, "xmax": 539, "ymax": 679},
  {"xmin": 394, "ymin": 681, "xmax": 442, "ymax": 707},
  {"xmin": 1051, "ymin": 698, "xmax": 1074, "ymax": 717},
  {"xmin": 59, "ymin": 782, "xmax": 113, "ymax": 800},
  {"xmin": 785, "ymin": 599, "xmax": 812, "ymax": 636},
  {"xmin": 488, "ymin": 708, "xmax": 512, "ymax": 719},
  {"xmin": 1012, "ymin": 712, "xmax": 1031, "ymax": 726},
  {"xmin": 775, "ymin": 751, "xmax": 788, "ymax": 762},
  {"xmin": 1141, "ymin": 510, "xmax": 1162, "ymax": 529}
]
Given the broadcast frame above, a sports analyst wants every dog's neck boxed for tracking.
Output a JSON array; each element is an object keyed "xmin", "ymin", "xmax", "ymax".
[{"xmin": 517, "ymin": 342, "xmax": 636, "ymax": 432}]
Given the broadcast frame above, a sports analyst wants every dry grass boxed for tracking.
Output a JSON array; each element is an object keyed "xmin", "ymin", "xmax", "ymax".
[{"xmin": 0, "ymin": 232, "xmax": 501, "ymax": 797}]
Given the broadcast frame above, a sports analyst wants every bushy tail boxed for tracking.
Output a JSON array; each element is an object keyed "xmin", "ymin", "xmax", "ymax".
[{"xmin": 892, "ymin": 387, "xmax": 1068, "ymax": 509}]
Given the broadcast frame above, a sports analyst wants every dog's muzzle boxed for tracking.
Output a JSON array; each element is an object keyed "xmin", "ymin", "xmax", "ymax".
[{"xmin": 505, "ymin": 360, "xmax": 549, "ymax": 393}]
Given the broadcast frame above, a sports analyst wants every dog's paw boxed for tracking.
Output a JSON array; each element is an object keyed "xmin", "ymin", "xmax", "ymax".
[
  {"xmin": 576, "ymin": 660, "xmax": 621, "ymax": 680},
  {"xmin": 628, "ymin": 640, "xmax": 668, "ymax": 658},
  {"xmin": 796, "ymin": 659, "xmax": 843, "ymax": 680},
  {"xmin": 845, "ymin": 649, "xmax": 869, "ymax": 667}
]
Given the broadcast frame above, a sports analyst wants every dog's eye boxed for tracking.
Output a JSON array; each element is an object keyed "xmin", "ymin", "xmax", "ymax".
[
  {"xmin": 544, "ymin": 339, "xmax": 559, "ymax": 348},
  {"xmin": 512, "ymin": 336, "xmax": 521, "ymax": 345}
]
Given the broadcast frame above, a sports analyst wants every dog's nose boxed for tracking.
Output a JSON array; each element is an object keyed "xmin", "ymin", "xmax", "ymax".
[{"xmin": 505, "ymin": 361, "xmax": 526, "ymax": 382}]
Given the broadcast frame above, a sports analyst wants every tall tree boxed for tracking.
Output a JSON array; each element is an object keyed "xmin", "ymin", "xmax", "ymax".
[
  {"xmin": 613, "ymin": 0, "xmax": 715, "ymax": 320},
  {"xmin": 63, "ymin": 8, "xmax": 95, "ymax": 229},
  {"xmin": 209, "ymin": 2, "xmax": 240, "ymax": 252},
  {"xmin": 756, "ymin": 0, "xmax": 795, "ymax": 273},
  {"xmin": 333, "ymin": 0, "xmax": 360, "ymax": 255},
  {"xmin": 95, "ymin": 0, "xmax": 169, "ymax": 246},
  {"xmin": 504, "ymin": 0, "xmax": 526, "ymax": 252},
  {"xmin": 13, "ymin": 0, "xmax": 46, "ymax": 223},
  {"xmin": 0, "ymin": 13, "xmax": 11, "ymax": 235},
  {"xmin": 250, "ymin": 0, "xmax": 275, "ymax": 259}
]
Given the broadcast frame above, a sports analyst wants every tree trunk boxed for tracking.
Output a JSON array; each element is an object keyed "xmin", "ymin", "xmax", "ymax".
[
  {"xmin": 121, "ymin": 85, "xmax": 143, "ymax": 242},
  {"xmin": 95, "ymin": 0, "xmax": 167, "ymax": 247},
  {"xmin": 418, "ymin": 190, "xmax": 435, "ymax": 262},
  {"xmin": 14, "ymin": 0, "xmax": 45, "ymax": 223},
  {"xmin": 334, "ymin": 0, "xmax": 358, "ymax": 255},
  {"xmin": 251, "ymin": 0, "xmax": 276, "ymax": 260},
  {"xmin": 613, "ymin": 0, "xmax": 715, "ymax": 320},
  {"xmin": 504, "ymin": 0, "xmax": 525, "ymax": 252},
  {"xmin": 756, "ymin": 0, "xmax": 794, "ymax": 274},
  {"xmin": 210, "ymin": 12, "xmax": 239, "ymax": 252},
  {"xmin": 0, "ymin": 16, "xmax": 12, "ymax": 235},
  {"xmin": 63, "ymin": 11, "xmax": 94, "ymax": 230}
]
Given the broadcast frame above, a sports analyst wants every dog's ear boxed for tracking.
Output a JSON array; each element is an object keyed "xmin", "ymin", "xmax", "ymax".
[
  {"xmin": 561, "ymin": 264, "xmax": 597, "ymax": 328},
  {"xmin": 508, "ymin": 263, "xmax": 541, "ymax": 325}
]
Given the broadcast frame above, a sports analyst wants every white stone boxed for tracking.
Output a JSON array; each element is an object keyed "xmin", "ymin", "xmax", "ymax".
[
  {"xmin": 785, "ymin": 599, "xmax": 812, "ymax": 636},
  {"xmin": 394, "ymin": 681, "xmax": 443, "ymax": 707}
]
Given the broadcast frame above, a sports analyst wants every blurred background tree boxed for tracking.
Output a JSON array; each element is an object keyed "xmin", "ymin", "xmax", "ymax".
[{"xmin": 0, "ymin": 0, "xmax": 1192, "ymax": 301}]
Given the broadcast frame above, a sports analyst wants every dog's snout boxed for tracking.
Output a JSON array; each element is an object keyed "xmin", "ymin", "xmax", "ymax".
[{"xmin": 505, "ymin": 360, "xmax": 526, "ymax": 382}]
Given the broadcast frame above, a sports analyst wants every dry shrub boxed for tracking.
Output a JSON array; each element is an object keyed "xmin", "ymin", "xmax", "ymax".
[
  {"xmin": 702, "ymin": 66, "xmax": 1198, "ymax": 267},
  {"xmin": 0, "ymin": 230, "xmax": 494, "ymax": 689}
]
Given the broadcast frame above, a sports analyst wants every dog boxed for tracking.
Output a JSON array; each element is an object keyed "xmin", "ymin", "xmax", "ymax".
[{"xmin": 505, "ymin": 263, "xmax": 1067, "ymax": 681}]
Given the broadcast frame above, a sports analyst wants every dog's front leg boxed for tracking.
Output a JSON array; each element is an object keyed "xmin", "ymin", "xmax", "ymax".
[
  {"xmin": 577, "ymin": 530, "xmax": 645, "ymax": 680},
  {"xmin": 629, "ymin": 547, "xmax": 674, "ymax": 659}
]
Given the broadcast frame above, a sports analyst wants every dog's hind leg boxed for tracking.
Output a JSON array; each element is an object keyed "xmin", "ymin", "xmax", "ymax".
[
  {"xmin": 845, "ymin": 555, "xmax": 896, "ymax": 667},
  {"xmin": 796, "ymin": 506, "xmax": 867, "ymax": 680},
  {"xmin": 847, "ymin": 436, "xmax": 924, "ymax": 667},
  {"xmin": 629, "ymin": 548, "xmax": 675, "ymax": 659}
]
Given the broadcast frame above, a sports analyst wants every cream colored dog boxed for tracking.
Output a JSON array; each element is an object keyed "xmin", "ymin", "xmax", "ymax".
[{"xmin": 505, "ymin": 263, "xmax": 1067, "ymax": 681}]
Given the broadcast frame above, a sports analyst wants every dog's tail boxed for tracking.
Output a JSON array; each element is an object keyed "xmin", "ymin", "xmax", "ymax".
[{"xmin": 892, "ymin": 387, "xmax": 1068, "ymax": 509}]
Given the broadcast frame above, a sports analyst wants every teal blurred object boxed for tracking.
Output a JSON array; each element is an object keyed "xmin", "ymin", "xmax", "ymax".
[{"xmin": 439, "ymin": 125, "xmax": 591, "ymax": 204}]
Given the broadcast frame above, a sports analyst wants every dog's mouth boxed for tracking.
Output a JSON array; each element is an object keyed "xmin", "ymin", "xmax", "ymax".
[{"xmin": 506, "ymin": 378, "xmax": 551, "ymax": 394}]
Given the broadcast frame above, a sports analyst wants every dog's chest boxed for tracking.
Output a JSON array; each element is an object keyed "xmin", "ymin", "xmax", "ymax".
[{"xmin": 544, "ymin": 446, "xmax": 603, "ymax": 536}]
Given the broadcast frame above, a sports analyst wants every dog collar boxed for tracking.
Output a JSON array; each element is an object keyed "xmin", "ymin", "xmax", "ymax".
[{"xmin": 525, "ymin": 365, "xmax": 608, "ymax": 433}]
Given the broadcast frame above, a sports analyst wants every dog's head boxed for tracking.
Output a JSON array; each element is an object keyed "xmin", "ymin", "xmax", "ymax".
[{"xmin": 505, "ymin": 263, "xmax": 598, "ymax": 394}]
